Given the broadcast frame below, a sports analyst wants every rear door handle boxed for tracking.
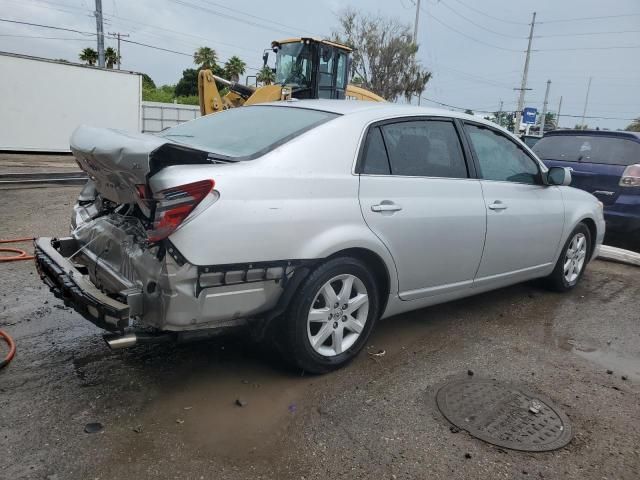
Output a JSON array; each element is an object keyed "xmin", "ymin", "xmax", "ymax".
[
  {"xmin": 488, "ymin": 201, "xmax": 508, "ymax": 211},
  {"xmin": 371, "ymin": 203, "xmax": 403, "ymax": 212}
]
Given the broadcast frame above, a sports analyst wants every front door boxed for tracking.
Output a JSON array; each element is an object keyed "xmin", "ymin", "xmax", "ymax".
[
  {"xmin": 464, "ymin": 123, "xmax": 565, "ymax": 283},
  {"xmin": 358, "ymin": 118, "xmax": 486, "ymax": 300}
]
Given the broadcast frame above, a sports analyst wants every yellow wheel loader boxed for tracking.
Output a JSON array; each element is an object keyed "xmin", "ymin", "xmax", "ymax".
[{"xmin": 198, "ymin": 38, "xmax": 384, "ymax": 115}]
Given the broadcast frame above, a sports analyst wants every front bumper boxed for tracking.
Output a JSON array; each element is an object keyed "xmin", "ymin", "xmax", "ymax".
[{"xmin": 35, "ymin": 237, "xmax": 132, "ymax": 332}]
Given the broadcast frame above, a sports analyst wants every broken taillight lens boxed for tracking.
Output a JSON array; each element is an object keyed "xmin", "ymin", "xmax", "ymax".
[
  {"xmin": 147, "ymin": 179, "xmax": 215, "ymax": 242},
  {"xmin": 619, "ymin": 164, "xmax": 640, "ymax": 187}
]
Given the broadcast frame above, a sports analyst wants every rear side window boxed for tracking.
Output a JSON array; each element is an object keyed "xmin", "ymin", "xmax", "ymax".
[
  {"xmin": 377, "ymin": 120, "xmax": 468, "ymax": 178},
  {"xmin": 533, "ymin": 135, "xmax": 640, "ymax": 166},
  {"xmin": 159, "ymin": 105, "xmax": 338, "ymax": 160},
  {"xmin": 361, "ymin": 127, "xmax": 391, "ymax": 174}
]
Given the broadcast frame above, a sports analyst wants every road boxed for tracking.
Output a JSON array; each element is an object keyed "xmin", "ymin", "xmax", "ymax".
[{"xmin": 1, "ymin": 185, "xmax": 639, "ymax": 480}]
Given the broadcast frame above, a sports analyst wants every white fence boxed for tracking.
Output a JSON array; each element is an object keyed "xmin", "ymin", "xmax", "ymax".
[{"xmin": 141, "ymin": 101, "xmax": 200, "ymax": 133}]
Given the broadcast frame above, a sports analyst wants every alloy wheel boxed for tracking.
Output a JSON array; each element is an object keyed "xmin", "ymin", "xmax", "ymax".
[
  {"xmin": 563, "ymin": 232, "xmax": 587, "ymax": 284},
  {"xmin": 307, "ymin": 274, "xmax": 369, "ymax": 357}
]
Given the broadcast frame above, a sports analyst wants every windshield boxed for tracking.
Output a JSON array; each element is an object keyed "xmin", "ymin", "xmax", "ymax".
[
  {"xmin": 159, "ymin": 106, "xmax": 338, "ymax": 159},
  {"xmin": 275, "ymin": 42, "xmax": 313, "ymax": 88},
  {"xmin": 533, "ymin": 135, "xmax": 640, "ymax": 166}
]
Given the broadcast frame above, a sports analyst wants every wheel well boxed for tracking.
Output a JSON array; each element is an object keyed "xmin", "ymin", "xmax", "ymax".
[
  {"xmin": 580, "ymin": 217, "xmax": 598, "ymax": 260},
  {"xmin": 328, "ymin": 248, "xmax": 391, "ymax": 314}
]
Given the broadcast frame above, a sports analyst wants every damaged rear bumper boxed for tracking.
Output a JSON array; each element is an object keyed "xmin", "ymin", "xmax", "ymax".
[{"xmin": 34, "ymin": 237, "xmax": 133, "ymax": 332}]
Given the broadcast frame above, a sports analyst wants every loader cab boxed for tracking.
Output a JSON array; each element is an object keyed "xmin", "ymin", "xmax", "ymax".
[{"xmin": 271, "ymin": 38, "xmax": 351, "ymax": 100}]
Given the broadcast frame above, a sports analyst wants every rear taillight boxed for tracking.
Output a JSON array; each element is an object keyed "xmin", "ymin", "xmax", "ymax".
[
  {"xmin": 619, "ymin": 164, "xmax": 640, "ymax": 187},
  {"xmin": 147, "ymin": 179, "xmax": 214, "ymax": 242}
]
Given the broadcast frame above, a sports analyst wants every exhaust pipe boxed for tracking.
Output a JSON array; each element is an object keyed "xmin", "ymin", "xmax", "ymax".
[{"xmin": 103, "ymin": 332, "xmax": 173, "ymax": 350}]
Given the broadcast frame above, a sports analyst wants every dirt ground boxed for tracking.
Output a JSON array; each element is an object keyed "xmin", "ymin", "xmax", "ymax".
[{"xmin": 1, "ymin": 185, "xmax": 639, "ymax": 480}]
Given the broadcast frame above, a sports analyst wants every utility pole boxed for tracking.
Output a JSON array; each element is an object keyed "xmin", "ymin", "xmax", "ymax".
[
  {"xmin": 498, "ymin": 99, "xmax": 504, "ymax": 126},
  {"xmin": 94, "ymin": 0, "xmax": 105, "ymax": 67},
  {"xmin": 108, "ymin": 32, "xmax": 129, "ymax": 69},
  {"xmin": 412, "ymin": 0, "xmax": 422, "ymax": 106},
  {"xmin": 556, "ymin": 96, "xmax": 563, "ymax": 129},
  {"xmin": 413, "ymin": 0, "xmax": 421, "ymax": 44},
  {"xmin": 580, "ymin": 77, "xmax": 592, "ymax": 130},
  {"xmin": 514, "ymin": 11, "xmax": 536, "ymax": 134},
  {"xmin": 539, "ymin": 79, "xmax": 551, "ymax": 136}
]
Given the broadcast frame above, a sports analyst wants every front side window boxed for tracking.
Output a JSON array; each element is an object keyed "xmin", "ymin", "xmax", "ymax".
[
  {"xmin": 318, "ymin": 46, "xmax": 335, "ymax": 88},
  {"xmin": 466, "ymin": 124, "xmax": 541, "ymax": 184},
  {"xmin": 381, "ymin": 120, "xmax": 468, "ymax": 178},
  {"xmin": 275, "ymin": 42, "xmax": 312, "ymax": 88},
  {"xmin": 159, "ymin": 106, "xmax": 338, "ymax": 159},
  {"xmin": 336, "ymin": 52, "xmax": 347, "ymax": 90}
]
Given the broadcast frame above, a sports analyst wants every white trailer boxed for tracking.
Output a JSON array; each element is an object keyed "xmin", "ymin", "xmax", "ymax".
[{"xmin": 0, "ymin": 51, "xmax": 142, "ymax": 152}]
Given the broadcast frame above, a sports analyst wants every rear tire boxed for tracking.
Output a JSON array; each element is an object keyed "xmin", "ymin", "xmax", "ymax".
[
  {"xmin": 545, "ymin": 223, "xmax": 591, "ymax": 292},
  {"xmin": 281, "ymin": 256, "xmax": 380, "ymax": 374}
]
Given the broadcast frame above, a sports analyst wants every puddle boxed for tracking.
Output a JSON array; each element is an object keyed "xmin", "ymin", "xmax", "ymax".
[{"xmin": 558, "ymin": 336, "xmax": 640, "ymax": 381}]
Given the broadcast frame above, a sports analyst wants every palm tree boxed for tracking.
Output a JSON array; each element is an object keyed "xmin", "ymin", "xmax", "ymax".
[
  {"xmin": 224, "ymin": 56, "xmax": 246, "ymax": 83},
  {"xmin": 79, "ymin": 47, "xmax": 98, "ymax": 66},
  {"xmin": 257, "ymin": 65, "xmax": 276, "ymax": 86},
  {"xmin": 193, "ymin": 46, "xmax": 217, "ymax": 70},
  {"xmin": 105, "ymin": 47, "xmax": 119, "ymax": 69}
]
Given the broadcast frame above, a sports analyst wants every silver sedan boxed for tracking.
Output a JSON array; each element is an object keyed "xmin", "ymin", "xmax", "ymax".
[{"xmin": 35, "ymin": 100, "xmax": 605, "ymax": 373}]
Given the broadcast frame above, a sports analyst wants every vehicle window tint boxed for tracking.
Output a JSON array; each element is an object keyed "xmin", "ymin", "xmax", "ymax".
[
  {"xmin": 361, "ymin": 127, "xmax": 390, "ymax": 175},
  {"xmin": 466, "ymin": 124, "xmax": 540, "ymax": 184},
  {"xmin": 533, "ymin": 135, "xmax": 640, "ymax": 166},
  {"xmin": 380, "ymin": 120, "xmax": 468, "ymax": 178},
  {"xmin": 158, "ymin": 105, "xmax": 338, "ymax": 159}
]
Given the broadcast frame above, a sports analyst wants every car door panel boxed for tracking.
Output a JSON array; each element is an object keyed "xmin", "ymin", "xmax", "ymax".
[
  {"xmin": 359, "ymin": 176, "xmax": 486, "ymax": 299},
  {"xmin": 357, "ymin": 118, "xmax": 486, "ymax": 300},
  {"xmin": 464, "ymin": 123, "xmax": 565, "ymax": 281}
]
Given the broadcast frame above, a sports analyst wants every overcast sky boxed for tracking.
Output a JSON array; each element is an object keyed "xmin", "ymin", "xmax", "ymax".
[{"xmin": 1, "ymin": 0, "xmax": 639, "ymax": 129}]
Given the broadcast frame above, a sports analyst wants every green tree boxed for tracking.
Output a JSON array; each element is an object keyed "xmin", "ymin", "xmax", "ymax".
[
  {"xmin": 105, "ymin": 47, "xmax": 120, "ymax": 69},
  {"xmin": 141, "ymin": 73, "xmax": 156, "ymax": 90},
  {"xmin": 224, "ymin": 56, "xmax": 247, "ymax": 83},
  {"xmin": 193, "ymin": 46, "xmax": 218, "ymax": 70},
  {"xmin": 79, "ymin": 47, "xmax": 98, "ymax": 66},
  {"xmin": 175, "ymin": 68, "xmax": 199, "ymax": 97},
  {"xmin": 257, "ymin": 65, "xmax": 276, "ymax": 85},
  {"xmin": 333, "ymin": 9, "xmax": 431, "ymax": 100},
  {"xmin": 625, "ymin": 118, "xmax": 640, "ymax": 132}
]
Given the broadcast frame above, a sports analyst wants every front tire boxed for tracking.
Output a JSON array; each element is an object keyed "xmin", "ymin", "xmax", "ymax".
[
  {"xmin": 281, "ymin": 256, "xmax": 380, "ymax": 374},
  {"xmin": 546, "ymin": 223, "xmax": 591, "ymax": 292}
]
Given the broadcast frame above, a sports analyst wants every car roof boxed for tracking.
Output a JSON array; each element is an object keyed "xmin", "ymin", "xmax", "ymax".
[
  {"xmin": 258, "ymin": 99, "xmax": 501, "ymax": 128},
  {"xmin": 544, "ymin": 129, "xmax": 640, "ymax": 141}
]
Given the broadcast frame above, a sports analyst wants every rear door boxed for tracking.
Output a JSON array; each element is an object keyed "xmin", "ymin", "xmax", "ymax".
[
  {"xmin": 357, "ymin": 117, "xmax": 486, "ymax": 300},
  {"xmin": 464, "ymin": 123, "xmax": 565, "ymax": 282}
]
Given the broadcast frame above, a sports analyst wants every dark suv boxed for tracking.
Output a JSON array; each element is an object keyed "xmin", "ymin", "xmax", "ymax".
[{"xmin": 533, "ymin": 130, "xmax": 640, "ymax": 235}]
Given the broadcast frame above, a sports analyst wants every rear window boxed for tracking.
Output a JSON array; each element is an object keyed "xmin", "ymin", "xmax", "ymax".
[
  {"xmin": 158, "ymin": 106, "xmax": 338, "ymax": 159},
  {"xmin": 533, "ymin": 135, "xmax": 640, "ymax": 166}
]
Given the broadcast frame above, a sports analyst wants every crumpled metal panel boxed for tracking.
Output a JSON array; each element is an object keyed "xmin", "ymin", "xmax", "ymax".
[{"xmin": 70, "ymin": 125, "xmax": 166, "ymax": 204}]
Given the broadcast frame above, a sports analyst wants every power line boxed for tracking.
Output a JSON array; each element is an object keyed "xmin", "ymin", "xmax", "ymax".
[
  {"xmin": 0, "ymin": 33, "xmax": 92, "ymax": 40},
  {"xmin": 447, "ymin": 0, "xmax": 528, "ymax": 25},
  {"xmin": 436, "ymin": 1, "xmax": 526, "ymax": 38},
  {"xmin": 535, "ymin": 45, "xmax": 640, "ymax": 52},
  {"xmin": 426, "ymin": 9, "xmax": 524, "ymax": 52},
  {"xmin": 536, "ymin": 29, "xmax": 640, "ymax": 38},
  {"xmin": 0, "ymin": 17, "xmax": 96, "ymax": 36},
  {"xmin": 539, "ymin": 13, "xmax": 640, "ymax": 24},
  {"xmin": 168, "ymin": 0, "xmax": 296, "ymax": 37}
]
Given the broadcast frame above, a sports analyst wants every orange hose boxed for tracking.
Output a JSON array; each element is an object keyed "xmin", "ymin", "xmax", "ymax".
[
  {"xmin": 0, "ymin": 329, "xmax": 16, "ymax": 369},
  {"xmin": 0, "ymin": 238, "xmax": 35, "ymax": 262}
]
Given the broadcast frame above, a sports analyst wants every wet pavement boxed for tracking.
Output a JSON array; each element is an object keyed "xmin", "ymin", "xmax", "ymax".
[{"xmin": 1, "ymin": 186, "xmax": 639, "ymax": 480}]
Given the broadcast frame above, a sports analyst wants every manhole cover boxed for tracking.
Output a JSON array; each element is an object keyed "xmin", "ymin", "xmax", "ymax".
[{"xmin": 436, "ymin": 379, "xmax": 572, "ymax": 452}]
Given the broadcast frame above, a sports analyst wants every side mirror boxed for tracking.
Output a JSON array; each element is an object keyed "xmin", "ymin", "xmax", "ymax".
[
  {"xmin": 547, "ymin": 166, "xmax": 572, "ymax": 186},
  {"xmin": 262, "ymin": 51, "xmax": 269, "ymax": 67}
]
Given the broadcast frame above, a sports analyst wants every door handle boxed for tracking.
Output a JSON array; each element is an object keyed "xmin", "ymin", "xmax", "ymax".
[
  {"xmin": 371, "ymin": 203, "xmax": 403, "ymax": 212},
  {"xmin": 488, "ymin": 201, "xmax": 508, "ymax": 211}
]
